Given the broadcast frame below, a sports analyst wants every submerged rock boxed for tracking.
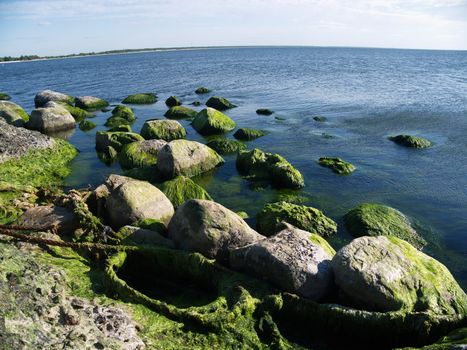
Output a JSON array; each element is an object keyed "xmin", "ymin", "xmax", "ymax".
[
  {"xmin": 313, "ymin": 116, "xmax": 327, "ymax": 122},
  {"xmin": 95, "ymin": 131, "xmax": 144, "ymax": 152},
  {"xmin": 164, "ymin": 106, "xmax": 197, "ymax": 119},
  {"xmin": 191, "ymin": 101, "xmax": 201, "ymax": 106},
  {"xmin": 389, "ymin": 134, "xmax": 432, "ymax": 149},
  {"xmin": 28, "ymin": 102, "xmax": 76, "ymax": 133},
  {"xmin": 156, "ymin": 139, "xmax": 224, "ymax": 179},
  {"xmin": 318, "ymin": 157, "xmax": 356, "ymax": 175},
  {"xmin": 16, "ymin": 205, "xmax": 79, "ymax": 235},
  {"xmin": 161, "ymin": 176, "xmax": 212, "ymax": 208},
  {"xmin": 192, "ymin": 107, "xmax": 236, "ymax": 135},
  {"xmin": 206, "ymin": 96, "xmax": 236, "ymax": 110},
  {"xmin": 165, "ymin": 95, "xmax": 182, "ymax": 107},
  {"xmin": 75, "ymin": 96, "xmax": 109, "ymax": 110},
  {"xmin": 344, "ymin": 203, "xmax": 426, "ymax": 248},
  {"xmin": 168, "ymin": 199, "xmax": 261, "ymax": 263},
  {"xmin": 79, "ymin": 120, "xmax": 96, "ymax": 131},
  {"xmin": 256, "ymin": 201, "xmax": 337, "ymax": 237},
  {"xmin": 0, "ymin": 92, "xmax": 11, "ymax": 101},
  {"xmin": 234, "ymin": 128, "xmax": 267, "ymax": 141},
  {"xmin": 332, "ymin": 236, "xmax": 467, "ymax": 315},
  {"xmin": 119, "ymin": 139, "xmax": 167, "ymax": 169},
  {"xmin": 0, "ymin": 101, "xmax": 29, "ymax": 126},
  {"xmin": 34, "ymin": 89, "xmax": 74, "ymax": 107},
  {"xmin": 122, "ymin": 93, "xmax": 157, "ymax": 104},
  {"xmin": 206, "ymin": 138, "xmax": 246, "ymax": 154},
  {"xmin": 230, "ymin": 222, "xmax": 334, "ymax": 301},
  {"xmin": 195, "ymin": 87, "xmax": 211, "ymax": 94},
  {"xmin": 256, "ymin": 108, "xmax": 274, "ymax": 116},
  {"xmin": 140, "ymin": 119, "xmax": 186, "ymax": 141}
]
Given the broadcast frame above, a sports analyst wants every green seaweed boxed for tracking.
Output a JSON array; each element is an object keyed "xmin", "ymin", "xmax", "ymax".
[
  {"xmin": 60, "ymin": 103, "xmax": 92, "ymax": 122},
  {"xmin": 122, "ymin": 93, "xmax": 157, "ymax": 105},
  {"xmin": 79, "ymin": 120, "xmax": 96, "ymax": 131},
  {"xmin": 192, "ymin": 108, "xmax": 236, "ymax": 135},
  {"xmin": 206, "ymin": 138, "xmax": 246, "ymax": 154},
  {"xmin": 160, "ymin": 176, "xmax": 212, "ymax": 208},
  {"xmin": 119, "ymin": 141, "xmax": 159, "ymax": 169},
  {"xmin": 318, "ymin": 157, "xmax": 356, "ymax": 175},
  {"xmin": 164, "ymin": 106, "xmax": 197, "ymax": 119}
]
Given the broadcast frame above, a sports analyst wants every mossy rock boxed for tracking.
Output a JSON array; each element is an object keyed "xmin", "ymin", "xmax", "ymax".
[
  {"xmin": 75, "ymin": 96, "xmax": 109, "ymax": 110},
  {"xmin": 109, "ymin": 124, "xmax": 132, "ymax": 132},
  {"xmin": 389, "ymin": 135, "xmax": 432, "ymax": 149},
  {"xmin": 234, "ymin": 128, "xmax": 267, "ymax": 141},
  {"xmin": 313, "ymin": 116, "xmax": 327, "ymax": 122},
  {"xmin": 34, "ymin": 90, "xmax": 74, "ymax": 107},
  {"xmin": 102, "ymin": 145, "xmax": 118, "ymax": 162},
  {"xmin": 0, "ymin": 101, "xmax": 29, "ymax": 126},
  {"xmin": 256, "ymin": 108, "xmax": 273, "ymax": 115},
  {"xmin": 60, "ymin": 103, "xmax": 92, "ymax": 122},
  {"xmin": 206, "ymin": 138, "xmax": 246, "ymax": 154},
  {"xmin": 318, "ymin": 157, "xmax": 356, "ymax": 175},
  {"xmin": 161, "ymin": 176, "xmax": 213, "ymax": 208},
  {"xmin": 165, "ymin": 96, "xmax": 182, "ymax": 107},
  {"xmin": 111, "ymin": 105, "xmax": 136, "ymax": 122},
  {"xmin": 122, "ymin": 93, "xmax": 157, "ymax": 104},
  {"xmin": 119, "ymin": 139, "xmax": 167, "ymax": 169},
  {"xmin": 344, "ymin": 203, "xmax": 426, "ymax": 249},
  {"xmin": 206, "ymin": 96, "xmax": 236, "ymax": 110},
  {"xmin": 257, "ymin": 201, "xmax": 337, "ymax": 237},
  {"xmin": 164, "ymin": 106, "xmax": 197, "ymax": 119},
  {"xmin": 79, "ymin": 120, "xmax": 96, "ymax": 131},
  {"xmin": 105, "ymin": 116, "xmax": 132, "ymax": 128},
  {"xmin": 195, "ymin": 87, "xmax": 211, "ymax": 94},
  {"xmin": 191, "ymin": 101, "xmax": 201, "ymax": 106},
  {"xmin": 140, "ymin": 119, "xmax": 186, "ymax": 141},
  {"xmin": 95, "ymin": 131, "xmax": 144, "ymax": 152},
  {"xmin": 0, "ymin": 93, "xmax": 11, "ymax": 101},
  {"xmin": 192, "ymin": 108, "xmax": 236, "ymax": 135},
  {"xmin": 132, "ymin": 218, "xmax": 167, "ymax": 237}
]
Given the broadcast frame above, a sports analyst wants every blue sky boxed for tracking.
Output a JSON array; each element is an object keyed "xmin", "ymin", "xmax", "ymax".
[{"xmin": 0, "ymin": 0, "xmax": 466, "ymax": 56}]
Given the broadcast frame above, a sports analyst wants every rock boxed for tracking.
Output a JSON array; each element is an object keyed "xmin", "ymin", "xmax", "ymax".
[
  {"xmin": 206, "ymin": 96, "xmax": 236, "ymax": 110},
  {"xmin": 34, "ymin": 90, "xmax": 74, "ymax": 107},
  {"xmin": 195, "ymin": 87, "xmax": 211, "ymax": 94},
  {"xmin": 230, "ymin": 222, "xmax": 334, "ymax": 300},
  {"xmin": 119, "ymin": 139, "xmax": 167, "ymax": 169},
  {"xmin": 191, "ymin": 101, "xmax": 201, "ymax": 106},
  {"xmin": 164, "ymin": 106, "xmax": 197, "ymax": 119},
  {"xmin": 60, "ymin": 104, "xmax": 92, "ymax": 122},
  {"xmin": 95, "ymin": 132, "xmax": 144, "ymax": 152},
  {"xmin": 206, "ymin": 138, "xmax": 246, "ymax": 154},
  {"xmin": 256, "ymin": 201, "xmax": 337, "ymax": 237},
  {"xmin": 132, "ymin": 218, "xmax": 167, "ymax": 236},
  {"xmin": 234, "ymin": 128, "xmax": 267, "ymax": 141},
  {"xmin": 0, "ymin": 101, "xmax": 29, "ymax": 126},
  {"xmin": 105, "ymin": 116, "xmax": 132, "ymax": 128},
  {"xmin": 109, "ymin": 125, "xmax": 132, "ymax": 132},
  {"xmin": 256, "ymin": 109, "xmax": 273, "ymax": 115},
  {"xmin": 75, "ymin": 96, "xmax": 109, "ymax": 110},
  {"xmin": 108, "ymin": 105, "xmax": 136, "ymax": 123},
  {"xmin": 344, "ymin": 203, "xmax": 426, "ymax": 249},
  {"xmin": 28, "ymin": 102, "xmax": 76, "ymax": 133},
  {"xmin": 122, "ymin": 93, "xmax": 157, "ymax": 104},
  {"xmin": 0, "ymin": 93, "xmax": 11, "ymax": 101},
  {"xmin": 117, "ymin": 225, "xmax": 174, "ymax": 247},
  {"xmin": 140, "ymin": 119, "xmax": 186, "ymax": 141},
  {"xmin": 161, "ymin": 176, "xmax": 212, "ymax": 208},
  {"xmin": 389, "ymin": 135, "xmax": 432, "ymax": 149},
  {"xmin": 236, "ymin": 148, "xmax": 305, "ymax": 189},
  {"xmin": 100, "ymin": 146, "xmax": 118, "ymax": 163},
  {"xmin": 168, "ymin": 199, "xmax": 261, "ymax": 262},
  {"xmin": 318, "ymin": 157, "xmax": 356, "ymax": 175},
  {"xmin": 79, "ymin": 120, "xmax": 96, "ymax": 131},
  {"xmin": 165, "ymin": 96, "xmax": 182, "ymax": 107},
  {"xmin": 16, "ymin": 205, "xmax": 79, "ymax": 235},
  {"xmin": 156, "ymin": 139, "xmax": 224, "ymax": 179},
  {"xmin": 313, "ymin": 116, "xmax": 327, "ymax": 122},
  {"xmin": 332, "ymin": 236, "xmax": 467, "ymax": 315},
  {"xmin": 192, "ymin": 107, "xmax": 236, "ymax": 135}
]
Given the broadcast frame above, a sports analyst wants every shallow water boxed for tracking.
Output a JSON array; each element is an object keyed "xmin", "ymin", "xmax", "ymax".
[{"xmin": 1, "ymin": 47, "xmax": 466, "ymax": 288}]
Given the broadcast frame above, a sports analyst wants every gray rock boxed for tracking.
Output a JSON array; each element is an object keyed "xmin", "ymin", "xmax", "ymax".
[
  {"xmin": 167, "ymin": 199, "xmax": 261, "ymax": 263},
  {"xmin": 118, "ymin": 225, "xmax": 174, "ymax": 247},
  {"xmin": 34, "ymin": 89, "xmax": 74, "ymax": 107},
  {"xmin": 0, "ymin": 101, "xmax": 29, "ymax": 126},
  {"xmin": 16, "ymin": 205, "xmax": 80, "ymax": 235},
  {"xmin": 28, "ymin": 102, "xmax": 76, "ymax": 133},
  {"xmin": 74, "ymin": 96, "xmax": 109, "ymax": 110},
  {"xmin": 230, "ymin": 223, "xmax": 334, "ymax": 300}
]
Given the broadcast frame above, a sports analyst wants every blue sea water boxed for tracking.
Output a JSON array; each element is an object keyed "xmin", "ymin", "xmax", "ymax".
[{"xmin": 1, "ymin": 46, "xmax": 466, "ymax": 288}]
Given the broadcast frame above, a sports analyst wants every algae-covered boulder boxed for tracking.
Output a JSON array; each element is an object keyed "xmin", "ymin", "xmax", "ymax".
[
  {"xmin": 0, "ymin": 101, "xmax": 29, "ymax": 126},
  {"xmin": 111, "ymin": 105, "xmax": 136, "ymax": 121},
  {"xmin": 192, "ymin": 108, "xmax": 236, "ymax": 135},
  {"xmin": 117, "ymin": 225, "xmax": 174, "ymax": 247},
  {"xmin": 344, "ymin": 203, "xmax": 426, "ymax": 249},
  {"xmin": 206, "ymin": 138, "xmax": 246, "ymax": 154},
  {"xmin": 168, "ymin": 199, "xmax": 261, "ymax": 263},
  {"xmin": 156, "ymin": 139, "xmax": 224, "ymax": 179},
  {"xmin": 109, "ymin": 125, "xmax": 132, "ymax": 132},
  {"xmin": 119, "ymin": 139, "xmax": 167, "ymax": 169},
  {"xmin": 389, "ymin": 135, "xmax": 432, "ymax": 149},
  {"xmin": 122, "ymin": 93, "xmax": 157, "ymax": 104},
  {"xmin": 332, "ymin": 236, "xmax": 467, "ymax": 315},
  {"xmin": 164, "ymin": 106, "xmax": 197, "ymax": 119},
  {"xmin": 257, "ymin": 201, "xmax": 337, "ymax": 237},
  {"xmin": 256, "ymin": 108, "xmax": 273, "ymax": 116},
  {"xmin": 34, "ymin": 89, "xmax": 74, "ymax": 107},
  {"xmin": 0, "ymin": 93, "xmax": 11, "ymax": 101},
  {"xmin": 75, "ymin": 96, "xmax": 109, "ymax": 110},
  {"xmin": 236, "ymin": 148, "xmax": 305, "ymax": 189},
  {"xmin": 28, "ymin": 102, "xmax": 75, "ymax": 132},
  {"xmin": 230, "ymin": 222, "xmax": 334, "ymax": 300},
  {"xmin": 165, "ymin": 95, "xmax": 182, "ymax": 107},
  {"xmin": 60, "ymin": 103, "xmax": 92, "ymax": 122},
  {"xmin": 161, "ymin": 176, "xmax": 212, "ymax": 208},
  {"xmin": 195, "ymin": 87, "xmax": 211, "ymax": 94},
  {"xmin": 140, "ymin": 119, "xmax": 186, "ymax": 141},
  {"xmin": 234, "ymin": 128, "xmax": 267, "ymax": 141},
  {"xmin": 206, "ymin": 96, "xmax": 236, "ymax": 110},
  {"xmin": 95, "ymin": 131, "xmax": 144, "ymax": 152},
  {"xmin": 79, "ymin": 120, "xmax": 96, "ymax": 131},
  {"xmin": 318, "ymin": 157, "xmax": 356, "ymax": 175}
]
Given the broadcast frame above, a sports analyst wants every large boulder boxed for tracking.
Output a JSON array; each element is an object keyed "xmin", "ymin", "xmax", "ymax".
[
  {"xmin": 119, "ymin": 139, "xmax": 167, "ymax": 169},
  {"xmin": 0, "ymin": 101, "xmax": 29, "ymax": 126},
  {"xmin": 206, "ymin": 96, "xmax": 236, "ymax": 110},
  {"xmin": 34, "ymin": 90, "xmax": 74, "ymax": 107},
  {"xmin": 332, "ymin": 236, "xmax": 467, "ymax": 314},
  {"xmin": 257, "ymin": 201, "xmax": 337, "ymax": 237},
  {"xmin": 160, "ymin": 176, "xmax": 212, "ymax": 208},
  {"xmin": 192, "ymin": 108, "xmax": 236, "ymax": 135},
  {"xmin": 75, "ymin": 96, "xmax": 109, "ymax": 110},
  {"xmin": 344, "ymin": 203, "xmax": 426, "ymax": 249},
  {"xmin": 156, "ymin": 139, "xmax": 224, "ymax": 179},
  {"xmin": 95, "ymin": 131, "xmax": 144, "ymax": 152},
  {"xmin": 140, "ymin": 119, "xmax": 186, "ymax": 141},
  {"xmin": 28, "ymin": 102, "xmax": 76, "ymax": 133},
  {"xmin": 167, "ymin": 199, "xmax": 261, "ymax": 263},
  {"xmin": 230, "ymin": 222, "xmax": 334, "ymax": 301}
]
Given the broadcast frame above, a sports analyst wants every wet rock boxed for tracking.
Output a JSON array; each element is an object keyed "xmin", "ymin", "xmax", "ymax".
[
  {"xmin": 0, "ymin": 92, "xmax": 11, "ymax": 101},
  {"xmin": 75, "ymin": 96, "xmax": 109, "ymax": 110},
  {"xmin": 109, "ymin": 125, "xmax": 132, "ymax": 132},
  {"xmin": 140, "ymin": 119, "xmax": 186, "ymax": 141},
  {"xmin": 16, "ymin": 205, "xmax": 80, "ymax": 235},
  {"xmin": 161, "ymin": 176, "xmax": 212, "ymax": 208},
  {"xmin": 164, "ymin": 106, "xmax": 197, "ymax": 119},
  {"xmin": 233, "ymin": 128, "xmax": 267, "ymax": 141},
  {"xmin": 206, "ymin": 96, "xmax": 236, "ymax": 110},
  {"xmin": 118, "ymin": 225, "xmax": 174, "ymax": 247},
  {"xmin": 28, "ymin": 102, "xmax": 76, "ymax": 133},
  {"xmin": 0, "ymin": 101, "xmax": 29, "ymax": 126},
  {"xmin": 95, "ymin": 131, "xmax": 144, "ymax": 152},
  {"xmin": 60, "ymin": 104, "xmax": 92, "ymax": 122},
  {"xmin": 191, "ymin": 101, "xmax": 201, "ymax": 106},
  {"xmin": 318, "ymin": 157, "xmax": 356, "ymax": 175},
  {"xmin": 313, "ymin": 116, "xmax": 327, "ymax": 122},
  {"xmin": 192, "ymin": 107, "xmax": 236, "ymax": 135},
  {"xmin": 165, "ymin": 95, "xmax": 182, "ymax": 107},
  {"xmin": 122, "ymin": 93, "xmax": 157, "ymax": 104},
  {"xmin": 256, "ymin": 108, "xmax": 274, "ymax": 116},
  {"xmin": 105, "ymin": 105, "xmax": 136, "ymax": 128},
  {"xmin": 34, "ymin": 89, "xmax": 74, "ymax": 107},
  {"xmin": 119, "ymin": 139, "xmax": 167, "ymax": 169},
  {"xmin": 79, "ymin": 120, "xmax": 96, "ymax": 131},
  {"xmin": 389, "ymin": 135, "xmax": 432, "ymax": 149},
  {"xmin": 195, "ymin": 87, "xmax": 211, "ymax": 94},
  {"xmin": 206, "ymin": 138, "xmax": 246, "ymax": 154}
]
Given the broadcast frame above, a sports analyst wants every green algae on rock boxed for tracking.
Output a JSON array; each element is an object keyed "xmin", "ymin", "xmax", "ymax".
[
  {"xmin": 111, "ymin": 105, "xmax": 136, "ymax": 122},
  {"xmin": 122, "ymin": 93, "xmax": 157, "ymax": 104},
  {"xmin": 344, "ymin": 203, "xmax": 426, "ymax": 249},
  {"xmin": 79, "ymin": 119, "xmax": 96, "ymax": 131},
  {"xmin": 318, "ymin": 157, "xmax": 356, "ymax": 175},
  {"xmin": 108, "ymin": 124, "xmax": 132, "ymax": 132},
  {"xmin": 160, "ymin": 176, "xmax": 212, "ymax": 208},
  {"xmin": 256, "ymin": 108, "xmax": 274, "ymax": 115},
  {"xmin": 195, "ymin": 86, "xmax": 211, "ymax": 94},
  {"xmin": 95, "ymin": 131, "xmax": 144, "ymax": 152},
  {"xmin": 140, "ymin": 119, "xmax": 186, "ymax": 141},
  {"xmin": 206, "ymin": 138, "xmax": 246, "ymax": 154},
  {"xmin": 164, "ymin": 106, "xmax": 197, "ymax": 119},
  {"xmin": 60, "ymin": 103, "xmax": 93, "ymax": 122},
  {"xmin": 234, "ymin": 128, "xmax": 267, "ymax": 141},
  {"xmin": 192, "ymin": 107, "xmax": 236, "ymax": 135},
  {"xmin": 0, "ymin": 100, "xmax": 29, "ymax": 126},
  {"xmin": 206, "ymin": 96, "xmax": 236, "ymax": 110},
  {"xmin": 165, "ymin": 95, "xmax": 182, "ymax": 107},
  {"xmin": 132, "ymin": 218, "xmax": 168, "ymax": 236},
  {"xmin": 389, "ymin": 134, "xmax": 432, "ymax": 149},
  {"xmin": 119, "ymin": 139, "xmax": 167, "ymax": 169},
  {"xmin": 257, "ymin": 201, "xmax": 337, "ymax": 237},
  {"xmin": 75, "ymin": 96, "xmax": 109, "ymax": 110},
  {"xmin": 34, "ymin": 89, "xmax": 74, "ymax": 107},
  {"xmin": 0, "ymin": 92, "xmax": 11, "ymax": 100}
]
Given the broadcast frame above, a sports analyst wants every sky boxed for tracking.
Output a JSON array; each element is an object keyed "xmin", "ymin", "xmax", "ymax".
[{"xmin": 0, "ymin": 0, "xmax": 466, "ymax": 56}]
